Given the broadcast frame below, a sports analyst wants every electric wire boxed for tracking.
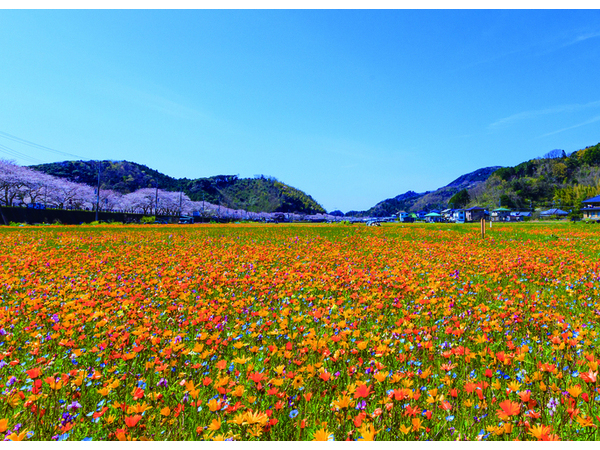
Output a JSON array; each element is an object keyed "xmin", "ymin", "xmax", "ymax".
[
  {"xmin": 0, "ymin": 143, "xmax": 45, "ymax": 165},
  {"xmin": 0, "ymin": 130, "xmax": 88, "ymax": 161}
]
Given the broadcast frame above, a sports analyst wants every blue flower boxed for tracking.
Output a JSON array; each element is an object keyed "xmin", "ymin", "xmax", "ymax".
[
  {"xmin": 446, "ymin": 415, "xmax": 454, "ymax": 422},
  {"xmin": 289, "ymin": 409, "xmax": 299, "ymax": 419}
]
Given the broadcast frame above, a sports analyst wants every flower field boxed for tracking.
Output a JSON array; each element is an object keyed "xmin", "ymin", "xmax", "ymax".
[{"xmin": 1, "ymin": 222, "xmax": 600, "ymax": 441}]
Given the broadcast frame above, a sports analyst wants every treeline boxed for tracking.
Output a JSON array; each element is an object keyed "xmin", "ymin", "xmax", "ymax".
[
  {"xmin": 30, "ymin": 161, "xmax": 326, "ymax": 214},
  {"xmin": 465, "ymin": 143, "xmax": 600, "ymax": 213}
]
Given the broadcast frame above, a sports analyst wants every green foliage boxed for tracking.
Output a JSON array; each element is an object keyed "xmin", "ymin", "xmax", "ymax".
[
  {"xmin": 141, "ymin": 216, "xmax": 156, "ymax": 224},
  {"xmin": 448, "ymin": 189, "xmax": 470, "ymax": 208},
  {"xmin": 476, "ymin": 143, "xmax": 600, "ymax": 210},
  {"xmin": 578, "ymin": 143, "xmax": 600, "ymax": 166}
]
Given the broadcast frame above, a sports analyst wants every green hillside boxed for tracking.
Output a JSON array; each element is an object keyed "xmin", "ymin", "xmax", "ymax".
[
  {"xmin": 471, "ymin": 143, "xmax": 600, "ymax": 216},
  {"xmin": 29, "ymin": 160, "xmax": 326, "ymax": 214}
]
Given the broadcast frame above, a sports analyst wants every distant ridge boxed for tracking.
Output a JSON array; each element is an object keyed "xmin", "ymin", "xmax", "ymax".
[
  {"xmin": 347, "ymin": 166, "xmax": 501, "ymax": 217},
  {"xmin": 29, "ymin": 160, "xmax": 326, "ymax": 215}
]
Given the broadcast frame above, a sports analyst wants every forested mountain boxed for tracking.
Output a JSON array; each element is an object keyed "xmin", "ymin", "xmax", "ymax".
[
  {"xmin": 347, "ymin": 141, "xmax": 600, "ymax": 217},
  {"xmin": 30, "ymin": 160, "xmax": 325, "ymax": 214},
  {"xmin": 471, "ymin": 143, "xmax": 600, "ymax": 214},
  {"xmin": 346, "ymin": 166, "xmax": 501, "ymax": 217}
]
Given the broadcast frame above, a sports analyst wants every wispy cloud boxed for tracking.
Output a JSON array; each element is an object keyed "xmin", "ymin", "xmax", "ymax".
[
  {"xmin": 538, "ymin": 115, "xmax": 600, "ymax": 138},
  {"xmin": 489, "ymin": 100, "xmax": 600, "ymax": 129},
  {"xmin": 547, "ymin": 29, "xmax": 600, "ymax": 53},
  {"xmin": 455, "ymin": 27, "xmax": 600, "ymax": 73}
]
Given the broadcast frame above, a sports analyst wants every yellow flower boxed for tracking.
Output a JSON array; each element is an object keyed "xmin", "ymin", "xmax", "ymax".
[
  {"xmin": 567, "ymin": 385, "xmax": 583, "ymax": 398},
  {"xmin": 575, "ymin": 415, "xmax": 596, "ymax": 428},
  {"xmin": 292, "ymin": 375, "xmax": 304, "ymax": 389},
  {"xmin": 373, "ymin": 372, "xmax": 387, "ymax": 383},
  {"xmin": 207, "ymin": 398, "xmax": 222, "ymax": 412},
  {"xmin": 128, "ymin": 402, "xmax": 152, "ymax": 414},
  {"xmin": 243, "ymin": 411, "xmax": 268, "ymax": 426},
  {"xmin": 528, "ymin": 424, "xmax": 552, "ymax": 440},
  {"xmin": 507, "ymin": 380, "xmax": 521, "ymax": 392},
  {"xmin": 97, "ymin": 387, "xmax": 111, "ymax": 396},
  {"xmin": 332, "ymin": 395, "xmax": 354, "ymax": 410},
  {"xmin": 208, "ymin": 417, "xmax": 222, "ymax": 431},
  {"xmin": 411, "ymin": 417, "xmax": 424, "ymax": 432},
  {"xmin": 359, "ymin": 422, "xmax": 376, "ymax": 441},
  {"xmin": 228, "ymin": 413, "xmax": 245, "ymax": 426},
  {"xmin": 313, "ymin": 427, "xmax": 332, "ymax": 441},
  {"xmin": 399, "ymin": 424, "xmax": 411, "ymax": 435}
]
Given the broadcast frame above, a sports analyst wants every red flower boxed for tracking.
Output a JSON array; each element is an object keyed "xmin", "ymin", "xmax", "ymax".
[
  {"xmin": 26, "ymin": 367, "xmax": 41, "ymax": 379},
  {"xmin": 354, "ymin": 384, "xmax": 372, "ymax": 399},
  {"xmin": 132, "ymin": 387, "xmax": 144, "ymax": 400}
]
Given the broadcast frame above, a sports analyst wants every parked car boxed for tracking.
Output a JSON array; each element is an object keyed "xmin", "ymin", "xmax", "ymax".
[{"xmin": 178, "ymin": 216, "xmax": 194, "ymax": 224}]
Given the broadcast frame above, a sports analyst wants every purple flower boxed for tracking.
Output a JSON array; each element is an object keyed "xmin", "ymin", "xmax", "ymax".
[
  {"xmin": 157, "ymin": 378, "xmax": 168, "ymax": 388},
  {"xmin": 7, "ymin": 376, "xmax": 16, "ymax": 387},
  {"xmin": 67, "ymin": 401, "xmax": 82, "ymax": 411}
]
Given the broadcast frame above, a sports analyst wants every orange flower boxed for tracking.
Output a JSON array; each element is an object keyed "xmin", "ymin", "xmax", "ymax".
[
  {"xmin": 517, "ymin": 391, "xmax": 531, "ymax": 403},
  {"xmin": 319, "ymin": 372, "xmax": 331, "ymax": 382},
  {"xmin": 124, "ymin": 414, "xmax": 142, "ymax": 428},
  {"xmin": 7, "ymin": 430, "xmax": 28, "ymax": 441},
  {"xmin": 496, "ymin": 400, "xmax": 520, "ymax": 420},
  {"xmin": 216, "ymin": 359, "xmax": 227, "ymax": 370},
  {"xmin": 528, "ymin": 424, "xmax": 552, "ymax": 440}
]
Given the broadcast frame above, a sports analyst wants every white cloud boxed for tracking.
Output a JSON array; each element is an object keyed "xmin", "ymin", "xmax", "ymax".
[
  {"xmin": 538, "ymin": 115, "xmax": 600, "ymax": 138},
  {"xmin": 489, "ymin": 100, "xmax": 600, "ymax": 129}
]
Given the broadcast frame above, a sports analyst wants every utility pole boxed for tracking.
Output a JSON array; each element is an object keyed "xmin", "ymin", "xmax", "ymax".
[
  {"xmin": 179, "ymin": 191, "xmax": 183, "ymax": 217},
  {"xmin": 155, "ymin": 182, "xmax": 159, "ymax": 216},
  {"xmin": 95, "ymin": 163, "xmax": 101, "ymax": 221}
]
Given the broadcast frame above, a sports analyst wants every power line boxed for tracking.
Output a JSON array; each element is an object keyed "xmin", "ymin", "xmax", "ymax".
[
  {"xmin": 0, "ymin": 131, "xmax": 88, "ymax": 161},
  {"xmin": 0, "ymin": 143, "xmax": 46, "ymax": 165}
]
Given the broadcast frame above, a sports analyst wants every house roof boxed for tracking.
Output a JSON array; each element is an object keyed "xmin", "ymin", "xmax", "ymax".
[
  {"xmin": 425, "ymin": 212, "xmax": 442, "ymax": 217},
  {"xmin": 493, "ymin": 207, "xmax": 511, "ymax": 212},
  {"xmin": 466, "ymin": 206, "xmax": 485, "ymax": 211},
  {"xmin": 540, "ymin": 208, "xmax": 568, "ymax": 215},
  {"xmin": 583, "ymin": 195, "xmax": 600, "ymax": 203}
]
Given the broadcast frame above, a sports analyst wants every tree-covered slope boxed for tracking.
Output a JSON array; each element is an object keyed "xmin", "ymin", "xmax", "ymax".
[
  {"xmin": 469, "ymin": 143, "xmax": 600, "ymax": 214},
  {"xmin": 347, "ymin": 166, "xmax": 501, "ymax": 217},
  {"xmin": 30, "ymin": 160, "xmax": 325, "ymax": 214}
]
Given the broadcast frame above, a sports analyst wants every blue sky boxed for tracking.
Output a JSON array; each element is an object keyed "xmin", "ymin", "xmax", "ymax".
[{"xmin": 1, "ymin": 9, "xmax": 599, "ymax": 212}]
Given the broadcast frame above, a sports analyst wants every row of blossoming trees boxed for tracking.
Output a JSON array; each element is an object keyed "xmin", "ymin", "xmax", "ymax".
[
  {"xmin": 0, "ymin": 159, "xmax": 339, "ymax": 221},
  {"xmin": 0, "ymin": 159, "xmax": 230, "ymax": 218}
]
